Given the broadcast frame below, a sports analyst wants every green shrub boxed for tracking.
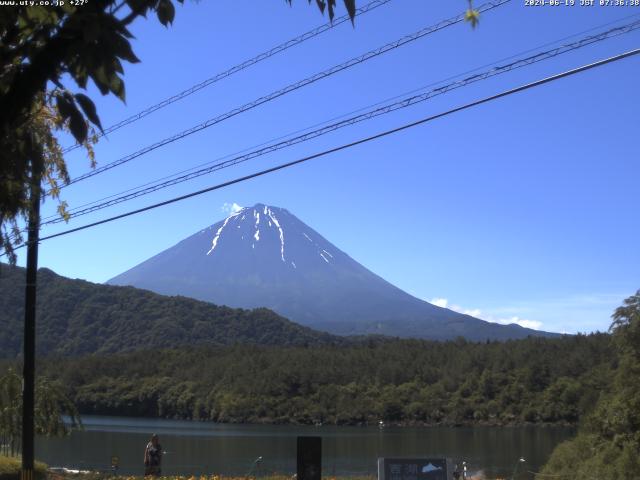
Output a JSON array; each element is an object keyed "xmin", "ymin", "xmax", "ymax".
[{"xmin": 0, "ymin": 455, "xmax": 47, "ymax": 480}]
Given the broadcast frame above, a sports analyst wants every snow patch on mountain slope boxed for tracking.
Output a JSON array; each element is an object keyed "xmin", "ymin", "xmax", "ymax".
[
  {"xmin": 266, "ymin": 207, "xmax": 285, "ymax": 262},
  {"xmin": 206, "ymin": 210, "xmax": 243, "ymax": 255}
]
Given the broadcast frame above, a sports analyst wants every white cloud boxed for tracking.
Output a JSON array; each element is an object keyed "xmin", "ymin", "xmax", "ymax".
[
  {"xmin": 428, "ymin": 298, "xmax": 543, "ymax": 330},
  {"xmin": 491, "ymin": 316, "xmax": 543, "ymax": 330},
  {"xmin": 430, "ymin": 298, "xmax": 449, "ymax": 308},
  {"xmin": 462, "ymin": 308, "xmax": 483, "ymax": 318},
  {"xmin": 221, "ymin": 202, "xmax": 243, "ymax": 215},
  {"xmin": 426, "ymin": 291, "xmax": 630, "ymax": 334}
]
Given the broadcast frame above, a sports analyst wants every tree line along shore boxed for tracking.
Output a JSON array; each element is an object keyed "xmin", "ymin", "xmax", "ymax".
[{"xmin": 2, "ymin": 334, "xmax": 611, "ymax": 427}]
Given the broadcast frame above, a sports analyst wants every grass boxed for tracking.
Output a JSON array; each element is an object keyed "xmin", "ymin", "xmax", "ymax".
[
  {"xmin": 1, "ymin": 465, "xmax": 498, "ymax": 480},
  {"xmin": 48, "ymin": 476, "xmax": 376, "ymax": 480},
  {"xmin": 0, "ymin": 455, "xmax": 47, "ymax": 480}
]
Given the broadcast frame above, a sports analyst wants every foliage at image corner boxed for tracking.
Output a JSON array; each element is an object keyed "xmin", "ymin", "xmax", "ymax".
[
  {"xmin": 0, "ymin": 0, "xmax": 184, "ymax": 263},
  {"xmin": 0, "ymin": 454, "xmax": 47, "ymax": 480},
  {"xmin": 538, "ymin": 290, "xmax": 640, "ymax": 480},
  {"xmin": 0, "ymin": 368, "xmax": 82, "ymax": 457}
]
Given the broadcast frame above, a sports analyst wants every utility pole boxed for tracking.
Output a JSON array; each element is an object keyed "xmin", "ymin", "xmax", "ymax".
[{"xmin": 22, "ymin": 154, "xmax": 41, "ymax": 480}]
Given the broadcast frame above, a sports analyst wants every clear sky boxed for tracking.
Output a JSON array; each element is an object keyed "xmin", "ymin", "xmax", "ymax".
[{"xmin": 15, "ymin": 0, "xmax": 640, "ymax": 334}]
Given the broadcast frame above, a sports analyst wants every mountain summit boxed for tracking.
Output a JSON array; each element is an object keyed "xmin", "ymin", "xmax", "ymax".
[{"xmin": 108, "ymin": 203, "xmax": 556, "ymax": 340}]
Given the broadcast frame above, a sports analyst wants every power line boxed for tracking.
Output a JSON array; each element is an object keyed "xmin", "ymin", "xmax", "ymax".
[
  {"xmin": 8, "ymin": 11, "xmax": 638, "ymax": 248},
  {"xmin": 8, "ymin": 18, "xmax": 640, "ymax": 246},
  {"xmin": 53, "ymin": 10, "xmax": 640, "ymax": 192},
  {"xmin": 61, "ymin": 0, "xmax": 392, "ymax": 153},
  {"xmin": 58, "ymin": 0, "xmax": 511, "ymax": 189},
  {"xmin": 41, "ymin": 13, "xmax": 640, "ymax": 222},
  {"xmin": 38, "ymin": 19, "xmax": 640, "ymax": 226},
  {"xmin": 15, "ymin": 48, "xmax": 638, "ymax": 250}
]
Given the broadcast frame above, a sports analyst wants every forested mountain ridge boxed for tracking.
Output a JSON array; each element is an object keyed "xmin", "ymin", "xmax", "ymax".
[
  {"xmin": 0, "ymin": 264, "xmax": 344, "ymax": 357},
  {"xmin": 18, "ymin": 334, "xmax": 613, "ymax": 426}
]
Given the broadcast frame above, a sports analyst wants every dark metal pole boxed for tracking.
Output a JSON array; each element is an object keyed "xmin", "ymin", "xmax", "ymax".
[{"xmin": 22, "ymin": 158, "xmax": 41, "ymax": 480}]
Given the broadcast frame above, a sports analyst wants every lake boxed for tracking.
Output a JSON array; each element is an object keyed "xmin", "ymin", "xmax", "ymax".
[{"xmin": 35, "ymin": 416, "xmax": 575, "ymax": 478}]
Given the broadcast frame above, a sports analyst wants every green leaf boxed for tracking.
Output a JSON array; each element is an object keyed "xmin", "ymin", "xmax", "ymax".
[
  {"xmin": 156, "ymin": 0, "xmax": 175, "ymax": 26},
  {"xmin": 60, "ymin": 1, "xmax": 75, "ymax": 14},
  {"xmin": 465, "ymin": 9, "xmax": 480, "ymax": 28},
  {"xmin": 112, "ymin": 57, "xmax": 124, "ymax": 75},
  {"xmin": 112, "ymin": 34, "xmax": 140, "ymax": 64},
  {"xmin": 343, "ymin": 0, "xmax": 356, "ymax": 22},
  {"xmin": 17, "ymin": 15, "xmax": 30, "ymax": 30},
  {"xmin": 25, "ymin": 6, "xmax": 51, "ymax": 24},
  {"xmin": 82, "ymin": 19, "xmax": 100, "ymax": 43},
  {"xmin": 57, "ymin": 201, "xmax": 71, "ymax": 222},
  {"xmin": 74, "ymin": 94, "xmax": 103, "ymax": 132},
  {"xmin": 126, "ymin": 0, "xmax": 152, "ymax": 14},
  {"xmin": 312, "ymin": 0, "xmax": 326, "ymax": 15},
  {"xmin": 91, "ymin": 65, "xmax": 112, "ymax": 95},
  {"xmin": 326, "ymin": 0, "xmax": 337, "ymax": 21},
  {"xmin": 68, "ymin": 107, "xmax": 88, "ymax": 144},
  {"xmin": 108, "ymin": 74, "xmax": 126, "ymax": 101},
  {"xmin": 56, "ymin": 93, "xmax": 75, "ymax": 120},
  {"xmin": 73, "ymin": 65, "xmax": 89, "ymax": 89}
]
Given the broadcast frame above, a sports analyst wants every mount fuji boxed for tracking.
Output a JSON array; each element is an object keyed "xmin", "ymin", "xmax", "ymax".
[{"xmin": 108, "ymin": 204, "xmax": 557, "ymax": 340}]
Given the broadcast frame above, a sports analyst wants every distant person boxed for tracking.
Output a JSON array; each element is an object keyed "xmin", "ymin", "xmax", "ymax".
[
  {"xmin": 453, "ymin": 464, "xmax": 461, "ymax": 480},
  {"xmin": 144, "ymin": 434, "xmax": 163, "ymax": 477}
]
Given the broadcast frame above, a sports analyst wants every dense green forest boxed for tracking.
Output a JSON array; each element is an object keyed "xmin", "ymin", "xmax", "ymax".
[
  {"xmin": 0, "ymin": 265, "xmax": 343, "ymax": 356},
  {"xmin": 4, "ymin": 334, "xmax": 612, "ymax": 427},
  {"xmin": 538, "ymin": 290, "xmax": 640, "ymax": 479}
]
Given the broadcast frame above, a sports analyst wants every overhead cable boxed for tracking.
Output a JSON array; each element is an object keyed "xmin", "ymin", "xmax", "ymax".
[
  {"xmin": 59, "ymin": 0, "xmax": 511, "ymax": 188},
  {"xmin": 17, "ymin": 48, "xmax": 637, "ymax": 250},
  {"xmin": 39, "ymin": 20, "xmax": 640, "ymax": 226},
  {"xmin": 62, "ymin": 0, "xmax": 393, "ymax": 153}
]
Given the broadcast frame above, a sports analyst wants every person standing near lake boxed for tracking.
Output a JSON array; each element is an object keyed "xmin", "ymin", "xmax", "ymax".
[{"xmin": 144, "ymin": 434, "xmax": 163, "ymax": 477}]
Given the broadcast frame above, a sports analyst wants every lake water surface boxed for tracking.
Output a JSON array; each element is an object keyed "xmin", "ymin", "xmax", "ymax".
[{"xmin": 35, "ymin": 416, "xmax": 575, "ymax": 478}]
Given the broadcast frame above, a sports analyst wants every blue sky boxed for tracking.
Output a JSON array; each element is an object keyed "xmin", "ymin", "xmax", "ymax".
[{"xmin": 16, "ymin": 0, "xmax": 640, "ymax": 334}]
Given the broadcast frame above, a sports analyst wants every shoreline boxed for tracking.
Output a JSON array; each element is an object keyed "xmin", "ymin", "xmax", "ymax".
[{"xmin": 72, "ymin": 412, "xmax": 578, "ymax": 430}]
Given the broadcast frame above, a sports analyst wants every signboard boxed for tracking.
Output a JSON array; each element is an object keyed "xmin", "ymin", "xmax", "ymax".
[
  {"xmin": 377, "ymin": 458, "xmax": 451, "ymax": 480},
  {"xmin": 297, "ymin": 436, "xmax": 322, "ymax": 480}
]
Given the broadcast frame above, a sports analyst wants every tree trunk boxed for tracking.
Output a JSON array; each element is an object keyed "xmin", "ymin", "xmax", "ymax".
[{"xmin": 21, "ymin": 155, "xmax": 41, "ymax": 480}]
